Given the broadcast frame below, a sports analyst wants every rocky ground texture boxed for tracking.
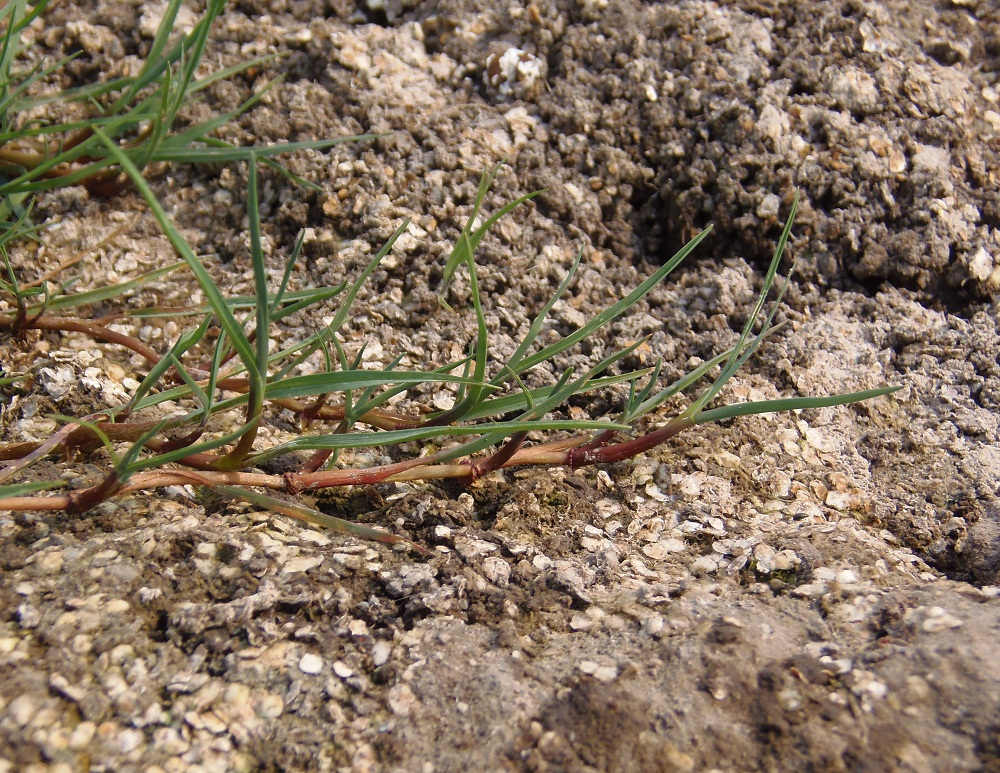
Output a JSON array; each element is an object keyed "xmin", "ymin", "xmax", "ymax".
[{"xmin": 1, "ymin": 0, "xmax": 999, "ymax": 771}]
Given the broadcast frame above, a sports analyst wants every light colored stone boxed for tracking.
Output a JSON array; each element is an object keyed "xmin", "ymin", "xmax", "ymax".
[
  {"xmin": 388, "ymin": 683, "xmax": 417, "ymax": 715},
  {"xmin": 332, "ymin": 660, "xmax": 355, "ymax": 679},
  {"xmin": 482, "ymin": 557, "xmax": 511, "ymax": 587},
  {"xmin": 920, "ymin": 606, "xmax": 963, "ymax": 633},
  {"xmin": 371, "ymin": 641, "xmax": 392, "ymax": 668},
  {"xmin": 283, "ymin": 555, "xmax": 324, "ymax": 574}
]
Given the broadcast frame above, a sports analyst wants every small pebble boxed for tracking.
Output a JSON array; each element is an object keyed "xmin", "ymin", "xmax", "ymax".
[
  {"xmin": 577, "ymin": 661, "xmax": 618, "ymax": 682},
  {"xmin": 69, "ymin": 721, "xmax": 96, "ymax": 750},
  {"xmin": 283, "ymin": 555, "xmax": 324, "ymax": 574},
  {"xmin": 152, "ymin": 727, "xmax": 189, "ymax": 755},
  {"xmin": 920, "ymin": 606, "xmax": 963, "ymax": 633},
  {"xmin": 852, "ymin": 671, "xmax": 888, "ymax": 701},
  {"xmin": 8, "ymin": 694, "xmax": 38, "ymax": 727},
  {"xmin": 482, "ymin": 557, "xmax": 511, "ymax": 587},
  {"xmin": 371, "ymin": 641, "xmax": 392, "ymax": 667},
  {"xmin": 255, "ymin": 693, "xmax": 284, "ymax": 719},
  {"xmin": 119, "ymin": 728, "xmax": 145, "ymax": 754},
  {"xmin": 388, "ymin": 683, "xmax": 417, "ymax": 716},
  {"xmin": 299, "ymin": 654, "xmax": 324, "ymax": 675},
  {"xmin": 332, "ymin": 660, "xmax": 355, "ymax": 679},
  {"xmin": 569, "ymin": 614, "xmax": 595, "ymax": 631}
]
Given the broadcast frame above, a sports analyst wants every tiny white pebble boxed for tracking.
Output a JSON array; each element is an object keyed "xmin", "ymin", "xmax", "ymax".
[
  {"xmin": 920, "ymin": 606, "xmax": 963, "ymax": 633},
  {"xmin": 569, "ymin": 614, "xmax": 595, "ymax": 631},
  {"xmin": 333, "ymin": 660, "xmax": 355, "ymax": 678},
  {"xmin": 299, "ymin": 654, "xmax": 323, "ymax": 675},
  {"xmin": 371, "ymin": 641, "xmax": 392, "ymax": 667}
]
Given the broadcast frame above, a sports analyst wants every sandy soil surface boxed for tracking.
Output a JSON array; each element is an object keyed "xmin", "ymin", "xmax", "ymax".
[{"xmin": 1, "ymin": 0, "xmax": 999, "ymax": 771}]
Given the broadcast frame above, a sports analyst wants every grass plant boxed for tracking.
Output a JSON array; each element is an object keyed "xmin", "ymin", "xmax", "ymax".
[{"xmin": 0, "ymin": 2, "xmax": 899, "ymax": 552}]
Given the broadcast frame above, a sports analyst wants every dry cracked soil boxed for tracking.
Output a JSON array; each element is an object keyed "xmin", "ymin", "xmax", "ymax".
[{"xmin": 1, "ymin": 0, "xmax": 999, "ymax": 771}]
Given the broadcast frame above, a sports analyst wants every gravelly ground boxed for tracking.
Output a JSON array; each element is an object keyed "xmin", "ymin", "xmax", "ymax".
[{"xmin": 1, "ymin": 0, "xmax": 999, "ymax": 771}]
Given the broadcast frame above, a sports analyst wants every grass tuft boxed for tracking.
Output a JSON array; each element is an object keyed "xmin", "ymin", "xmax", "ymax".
[{"xmin": 0, "ymin": 4, "xmax": 900, "ymax": 551}]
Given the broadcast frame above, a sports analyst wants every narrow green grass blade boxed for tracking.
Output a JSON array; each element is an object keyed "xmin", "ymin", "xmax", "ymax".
[
  {"xmin": 125, "ymin": 284, "xmax": 347, "ymax": 319},
  {"xmin": 0, "ymin": 114, "xmax": 118, "ymax": 149},
  {"xmin": 187, "ymin": 54, "xmax": 281, "ymax": 96},
  {"xmin": 506, "ymin": 338, "xmax": 649, "ymax": 425},
  {"xmin": 348, "ymin": 353, "xmax": 405, "ymax": 420},
  {"xmin": 125, "ymin": 418, "xmax": 259, "ymax": 472},
  {"xmin": 694, "ymin": 386, "xmax": 901, "ymax": 425},
  {"xmin": 13, "ymin": 74, "xmax": 132, "ymax": 110},
  {"xmin": 0, "ymin": 102, "xmax": 154, "ymax": 195},
  {"xmin": 500, "ymin": 246, "xmax": 583, "ymax": 382},
  {"xmin": 688, "ymin": 197, "xmax": 798, "ymax": 417},
  {"xmin": 125, "ymin": 316, "xmax": 211, "ymax": 412},
  {"xmin": 93, "ymin": 126, "xmax": 259, "ymax": 379},
  {"xmin": 168, "ymin": 354, "xmax": 212, "ymax": 416},
  {"xmin": 0, "ymin": 156, "xmax": 117, "ymax": 196},
  {"xmin": 163, "ymin": 1, "xmax": 217, "ymax": 128},
  {"xmin": 629, "ymin": 332, "xmax": 782, "ymax": 422},
  {"xmin": 511, "ymin": 226, "xmax": 713, "ymax": 378},
  {"xmin": 0, "ymin": 198, "xmax": 35, "ymax": 251},
  {"xmin": 207, "ymin": 483, "xmax": 429, "ymax": 555},
  {"xmin": 260, "ymin": 156, "xmax": 323, "ymax": 192},
  {"xmin": 623, "ymin": 360, "xmax": 663, "ymax": 422},
  {"xmin": 458, "ymin": 372, "xmax": 646, "ymax": 422},
  {"xmin": 439, "ymin": 165, "xmax": 542, "ymax": 300},
  {"xmin": 47, "ymin": 413, "xmax": 121, "ymax": 466},
  {"xmin": 148, "ymin": 136, "xmax": 376, "ymax": 163},
  {"xmin": 263, "ymin": 370, "xmax": 485, "ymax": 401},
  {"xmin": 128, "ymin": 356, "xmax": 463, "ymax": 417},
  {"xmin": 247, "ymin": 156, "xmax": 270, "ymax": 382},
  {"xmin": 268, "ymin": 230, "xmax": 304, "ymax": 318},
  {"xmin": 274, "ymin": 220, "xmax": 409, "ymax": 378},
  {"xmin": 443, "ymin": 341, "xmax": 652, "ymax": 459},
  {"xmin": 115, "ymin": 419, "xmax": 173, "ymax": 481},
  {"xmin": 294, "ymin": 353, "xmax": 476, "ymax": 420},
  {"xmin": 108, "ymin": 0, "xmax": 183, "ymax": 111},
  {"xmin": 436, "ymin": 234, "xmax": 491, "ymax": 420},
  {"xmin": 439, "ymin": 164, "xmax": 496, "ymax": 302},
  {"xmin": 244, "ymin": 418, "xmax": 630, "ymax": 466},
  {"xmin": 0, "ymin": 53, "xmax": 75, "ymax": 118},
  {"xmin": 1, "ymin": 1, "xmax": 48, "ymax": 77},
  {"xmin": 157, "ymin": 86, "xmax": 275, "ymax": 151},
  {"xmin": 210, "ymin": 157, "xmax": 270, "ymax": 469},
  {"xmin": 0, "ymin": 481, "xmax": 65, "ymax": 498},
  {"xmin": 33, "ymin": 262, "xmax": 184, "ymax": 312},
  {"xmin": 0, "ymin": 1, "xmax": 25, "ymax": 82}
]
